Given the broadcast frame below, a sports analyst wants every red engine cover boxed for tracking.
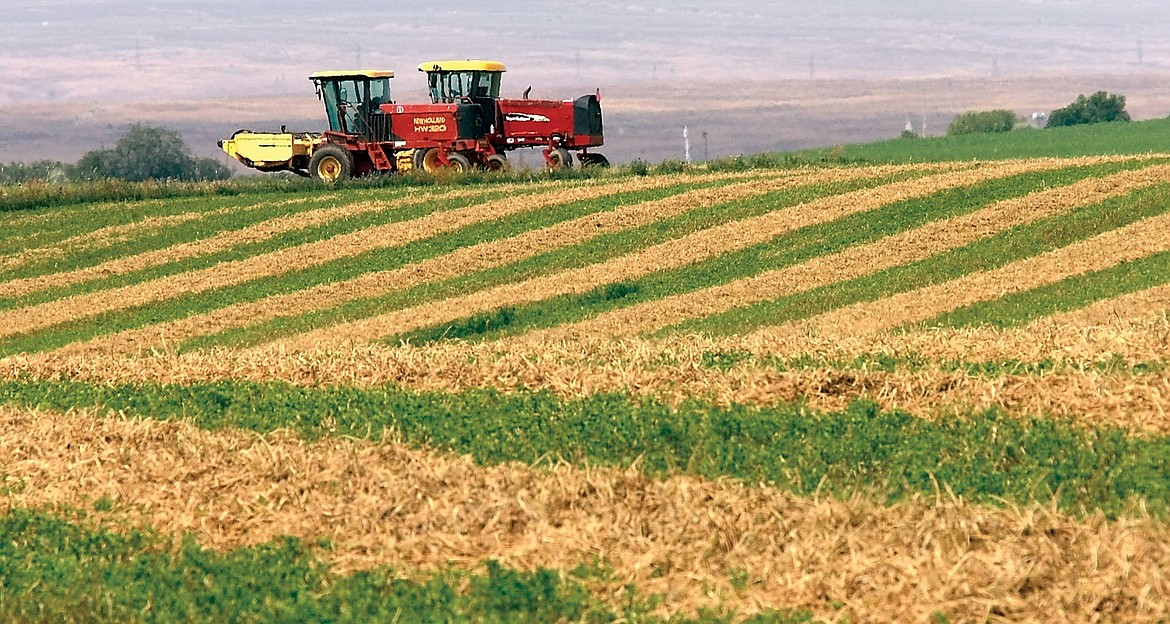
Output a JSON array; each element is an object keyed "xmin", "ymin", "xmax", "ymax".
[
  {"xmin": 496, "ymin": 99, "xmax": 575, "ymax": 143},
  {"xmin": 381, "ymin": 103, "xmax": 462, "ymax": 144}
]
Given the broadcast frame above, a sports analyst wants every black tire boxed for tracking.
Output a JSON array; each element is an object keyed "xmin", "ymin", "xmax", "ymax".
[
  {"xmin": 414, "ymin": 148, "xmax": 471, "ymax": 173},
  {"xmin": 309, "ymin": 144, "xmax": 354, "ymax": 183},
  {"xmin": 547, "ymin": 147, "xmax": 574, "ymax": 169},
  {"xmin": 412, "ymin": 147, "xmax": 434, "ymax": 172},
  {"xmin": 580, "ymin": 153, "xmax": 610, "ymax": 168},
  {"xmin": 446, "ymin": 152, "xmax": 473, "ymax": 173},
  {"xmin": 485, "ymin": 153, "xmax": 509, "ymax": 171}
]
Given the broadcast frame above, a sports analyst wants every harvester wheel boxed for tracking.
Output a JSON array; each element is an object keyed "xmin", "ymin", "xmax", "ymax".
[
  {"xmin": 547, "ymin": 147, "xmax": 574, "ymax": 170},
  {"xmin": 446, "ymin": 152, "xmax": 473, "ymax": 173},
  {"xmin": 413, "ymin": 147, "xmax": 438, "ymax": 172},
  {"xmin": 579, "ymin": 153, "xmax": 610, "ymax": 168},
  {"xmin": 414, "ymin": 148, "xmax": 470, "ymax": 173},
  {"xmin": 485, "ymin": 154, "xmax": 510, "ymax": 171},
  {"xmin": 309, "ymin": 144, "xmax": 354, "ymax": 183}
]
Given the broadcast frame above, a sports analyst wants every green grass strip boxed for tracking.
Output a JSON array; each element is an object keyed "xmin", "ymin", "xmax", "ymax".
[
  {"xmin": 0, "ymin": 179, "xmax": 734, "ymax": 356},
  {"xmin": 0, "ymin": 187, "xmax": 430, "ymax": 283},
  {"xmin": 915, "ymin": 251, "xmax": 1170, "ymax": 330},
  {"xmin": 673, "ymin": 179, "xmax": 1170, "ymax": 337},
  {"xmin": 0, "ymin": 181, "xmax": 427, "ymax": 254},
  {"xmin": 0, "ymin": 192, "xmax": 282, "ymax": 256},
  {"xmin": 794, "ymin": 118, "xmax": 1170, "ymax": 163},
  {"xmin": 0, "ymin": 185, "xmax": 533, "ymax": 311},
  {"xmin": 694, "ymin": 347, "xmax": 1168, "ymax": 377},
  {"xmin": 2, "ymin": 380, "xmax": 1169, "ymax": 519},
  {"xmin": 0, "ymin": 509, "xmax": 811, "ymax": 623},
  {"xmin": 398, "ymin": 161, "xmax": 1144, "ymax": 345},
  {"xmin": 193, "ymin": 170, "xmax": 922, "ymax": 350}
]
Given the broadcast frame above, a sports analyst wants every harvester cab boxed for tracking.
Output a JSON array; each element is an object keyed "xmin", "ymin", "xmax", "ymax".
[
  {"xmin": 418, "ymin": 59, "xmax": 607, "ymax": 168},
  {"xmin": 419, "ymin": 60, "xmax": 505, "ymax": 137},
  {"xmin": 309, "ymin": 70, "xmax": 394, "ymax": 141},
  {"xmin": 421, "ymin": 60, "xmax": 504, "ymax": 104}
]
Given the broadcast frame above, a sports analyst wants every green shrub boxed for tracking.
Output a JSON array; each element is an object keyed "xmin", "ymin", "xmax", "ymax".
[
  {"xmin": 653, "ymin": 159, "xmax": 688, "ymax": 174},
  {"xmin": 1048, "ymin": 91, "xmax": 1131, "ymax": 127},
  {"xmin": 947, "ymin": 110, "xmax": 1018, "ymax": 136},
  {"xmin": 76, "ymin": 125, "xmax": 231, "ymax": 182}
]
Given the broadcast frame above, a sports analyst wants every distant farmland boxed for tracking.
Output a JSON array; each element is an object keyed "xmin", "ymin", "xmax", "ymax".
[{"xmin": 3, "ymin": 137, "xmax": 1170, "ymax": 621}]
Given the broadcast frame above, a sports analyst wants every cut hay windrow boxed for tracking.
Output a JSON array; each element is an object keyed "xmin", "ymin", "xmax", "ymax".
[
  {"xmin": 1, "ymin": 406, "xmax": 1167, "ymax": 622},
  {"xmin": 0, "ymin": 172, "xmax": 749, "ymax": 341},
  {"xmin": 1035, "ymin": 282, "xmax": 1170, "ymax": 328},
  {"xmin": 751, "ymin": 208, "xmax": 1170, "ymax": 341},
  {"xmin": 1, "ymin": 211, "xmax": 220, "ymax": 274},
  {"xmin": 0, "ymin": 193, "xmax": 339, "ymax": 273},
  {"xmin": 52, "ymin": 164, "xmax": 924, "ymax": 357},
  {"xmin": 512, "ymin": 164, "xmax": 1170, "ymax": 342},
  {"xmin": 8, "ymin": 332, "xmax": 1170, "ymax": 434},
  {"xmin": 734, "ymin": 309, "xmax": 1170, "ymax": 368},
  {"xmin": 264, "ymin": 157, "xmax": 1107, "ymax": 352},
  {"xmin": 0, "ymin": 185, "xmax": 518, "ymax": 298}
]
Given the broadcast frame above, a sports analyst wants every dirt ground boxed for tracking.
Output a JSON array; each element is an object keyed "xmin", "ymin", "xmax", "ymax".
[{"xmin": 3, "ymin": 72, "xmax": 1169, "ymax": 167}]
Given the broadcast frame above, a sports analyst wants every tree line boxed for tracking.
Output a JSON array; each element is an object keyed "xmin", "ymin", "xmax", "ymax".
[
  {"xmin": 946, "ymin": 91, "xmax": 1133, "ymax": 136},
  {"xmin": 0, "ymin": 125, "xmax": 231, "ymax": 185}
]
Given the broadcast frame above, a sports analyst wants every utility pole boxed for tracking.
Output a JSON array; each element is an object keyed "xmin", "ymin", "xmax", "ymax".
[
  {"xmin": 921, "ymin": 89, "xmax": 928, "ymax": 137},
  {"xmin": 702, "ymin": 130, "xmax": 709, "ymax": 160},
  {"xmin": 683, "ymin": 126, "xmax": 691, "ymax": 163}
]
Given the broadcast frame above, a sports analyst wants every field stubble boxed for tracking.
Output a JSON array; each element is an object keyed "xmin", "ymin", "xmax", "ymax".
[
  {"xmin": 0, "ymin": 194, "xmax": 337, "ymax": 273},
  {"xmin": 755, "ymin": 204, "xmax": 1170, "ymax": 342},
  {"xmin": 2, "ymin": 406, "xmax": 1168, "ymax": 622},
  {"xmin": 52, "ymin": 164, "xmax": 927, "ymax": 357},
  {"xmin": 0, "ymin": 185, "xmax": 513, "ymax": 298},
  {"xmin": 515, "ymin": 163, "xmax": 1170, "ymax": 342},
  {"xmin": 7, "ymin": 309, "xmax": 1170, "ymax": 434},
  {"xmin": 263, "ymin": 157, "xmax": 1102, "ymax": 352},
  {"xmin": 0, "ymin": 172, "xmax": 738, "ymax": 340}
]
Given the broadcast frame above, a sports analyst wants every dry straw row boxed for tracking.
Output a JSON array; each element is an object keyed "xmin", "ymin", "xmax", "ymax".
[
  {"xmin": 514, "ymin": 163, "xmax": 1170, "ymax": 343},
  {"xmin": 262, "ymin": 157, "xmax": 1074, "ymax": 352},
  {"xmin": 54, "ymin": 163, "xmax": 920, "ymax": 357},
  {"xmin": 0, "ymin": 170, "xmax": 741, "ymax": 340},
  {"xmin": 0, "ymin": 184, "xmax": 514, "ymax": 298},
  {"xmin": 755, "ymin": 205, "xmax": 1170, "ymax": 342},
  {"xmin": 7, "ymin": 312, "xmax": 1170, "ymax": 433},
  {"xmin": 1, "ymin": 406, "xmax": 1166, "ymax": 622}
]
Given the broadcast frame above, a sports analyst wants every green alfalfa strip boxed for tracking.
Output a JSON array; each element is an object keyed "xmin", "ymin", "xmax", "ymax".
[
  {"xmin": 193, "ymin": 169, "xmax": 921, "ymax": 350},
  {"xmin": 916, "ymin": 249, "xmax": 1170, "ymax": 330},
  {"xmin": 670, "ymin": 179, "xmax": 1170, "ymax": 337},
  {"xmin": 398, "ymin": 159, "xmax": 1142, "ymax": 345},
  {"xmin": 0, "ymin": 179, "xmax": 735, "ymax": 356},
  {"xmin": 0, "ymin": 509, "xmax": 805, "ymax": 623},
  {"xmin": 1, "ymin": 379, "xmax": 1168, "ymax": 519}
]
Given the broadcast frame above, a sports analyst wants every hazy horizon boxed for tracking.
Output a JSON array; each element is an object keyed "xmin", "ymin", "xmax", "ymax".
[
  {"xmin": 3, "ymin": 1, "xmax": 1169, "ymax": 165},
  {"xmin": 4, "ymin": 0, "xmax": 1167, "ymax": 105}
]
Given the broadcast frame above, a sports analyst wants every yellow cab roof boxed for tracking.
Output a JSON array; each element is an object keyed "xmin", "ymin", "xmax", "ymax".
[
  {"xmin": 417, "ymin": 60, "xmax": 506, "ymax": 73},
  {"xmin": 309, "ymin": 70, "xmax": 395, "ymax": 80}
]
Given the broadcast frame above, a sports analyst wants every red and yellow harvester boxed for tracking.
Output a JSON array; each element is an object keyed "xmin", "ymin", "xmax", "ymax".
[{"xmin": 219, "ymin": 60, "xmax": 607, "ymax": 181}]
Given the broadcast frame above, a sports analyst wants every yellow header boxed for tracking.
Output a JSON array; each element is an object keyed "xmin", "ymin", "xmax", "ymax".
[
  {"xmin": 417, "ymin": 60, "xmax": 506, "ymax": 73},
  {"xmin": 309, "ymin": 69, "xmax": 395, "ymax": 80}
]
